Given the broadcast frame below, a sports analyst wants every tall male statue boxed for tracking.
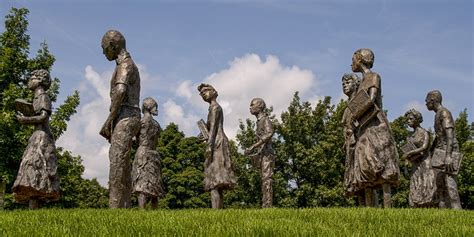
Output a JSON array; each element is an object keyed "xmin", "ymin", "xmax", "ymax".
[
  {"xmin": 244, "ymin": 98, "xmax": 275, "ymax": 208},
  {"xmin": 425, "ymin": 90, "xmax": 462, "ymax": 209},
  {"xmin": 197, "ymin": 83, "xmax": 236, "ymax": 209},
  {"xmin": 349, "ymin": 48, "xmax": 399, "ymax": 208},
  {"xmin": 99, "ymin": 30, "xmax": 141, "ymax": 208}
]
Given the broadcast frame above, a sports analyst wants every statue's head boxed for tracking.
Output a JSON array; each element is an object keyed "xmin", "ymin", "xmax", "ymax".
[
  {"xmin": 142, "ymin": 97, "xmax": 158, "ymax": 116},
  {"xmin": 101, "ymin": 30, "xmax": 126, "ymax": 61},
  {"xmin": 28, "ymin": 69, "xmax": 51, "ymax": 91},
  {"xmin": 425, "ymin": 90, "xmax": 442, "ymax": 111},
  {"xmin": 250, "ymin": 98, "xmax": 266, "ymax": 115},
  {"xmin": 404, "ymin": 109, "xmax": 423, "ymax": 128},
  {"xmin": 342, "ymin": 73, "xmax": 360, "ymax": 96},
  {"xmin": 197, "ymin": 83, "xmax": 218, "ymax": 102},
  {"xmin": 352, "ymin": 48, "xmax": 374, "ymax": 72}
]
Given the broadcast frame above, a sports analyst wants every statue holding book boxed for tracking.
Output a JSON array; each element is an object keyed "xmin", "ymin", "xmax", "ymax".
[
  {"xmin": 425, "ymin": 90, "xmax": 462, "ymax": 209},
  {"xmin": 348, "ymin": 48, "xmax": 399, "ymax": 208},
  {"xmin": 13, "ymin": 69, "xmax": 60, "ymax": 209},
  {"xmin": 131, "ymin": 97, "xmax": 165, "ymax": 209},
  {"xmin": 197, "ymin": 83, "xmax": 236, "ymax": 209},
  {"xmin": 402, "ymin": 109, "xmax": 437, "ymax": 207},
  {"xmin": 341, "ymin": 73, "xmax": 367, "ymax": 204}
]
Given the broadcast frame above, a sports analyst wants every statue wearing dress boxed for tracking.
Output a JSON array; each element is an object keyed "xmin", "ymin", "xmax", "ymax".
[
  {"xmin": 132, "ymin": 97, "xmax": 165, "ymax": 209},
  {"xmin": 13, "ymin": 69, "xmax": 60, "ymax": 209},
  {"xmin": 349, "ymin": 49, "xmax": 400, "ymax": 208},
  {"xmin": 197, "ymin": 83, "xmax": 236, "ymax": 209},
  {"xmin": 402, "ymin": 109, "xmax": 437, "ymax": 207}
]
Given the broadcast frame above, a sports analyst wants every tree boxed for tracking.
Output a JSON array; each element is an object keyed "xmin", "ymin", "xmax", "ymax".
[
  {"xmin": 157, "ymin": 123, "xmax": 208, "ymax": 208},
  {"xmin": 455, "ymin": 109, "xmax": 473, "ymax": 209}
]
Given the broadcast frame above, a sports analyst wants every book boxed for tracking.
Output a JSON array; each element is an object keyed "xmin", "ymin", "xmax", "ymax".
[
  {"xmin": 347, "ymin": 90, "xmax": 379, "ymax": 128},
  {"xmin": 197, "ymin": 119, "xmax": 209, "ymax": 140},
  {"xmin": 431, "ymin": 148, "xmax": 463, "ymax": 175},
  {"xmin": 15, "ymin": 99, "xmax": 35, "ymax": 116},
  {"xmin": 401, "ymin": 140, "xmax": 417, "ymax": 154}
]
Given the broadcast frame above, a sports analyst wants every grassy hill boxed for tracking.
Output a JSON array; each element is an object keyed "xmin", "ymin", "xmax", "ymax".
[{"xmin": 0, "ymin": 208, "xmax": 472, "ymax": 236}]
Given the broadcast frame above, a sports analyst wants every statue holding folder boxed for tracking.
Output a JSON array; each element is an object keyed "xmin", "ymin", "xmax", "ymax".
[
  {"xmin": 244, "ymin": 98, "xmax": 275, "ymax": 208},
  {"xmin": 425, "ymin": 90, "xmax": 462, "ymax": 209},
  {"xmin": 349, "ymin": 48, "xmax": 399, "ymax": 208},
  {"xmin": 402, "ymin": 109, "xmax": 436, "ymax": 207},
  {"xmin": 13, "ymin": 69, "xmax": 60, "ymax": 209},
  {"xmin": 197, "ymin": 83, "xmax": 236, "ymax": 209}
]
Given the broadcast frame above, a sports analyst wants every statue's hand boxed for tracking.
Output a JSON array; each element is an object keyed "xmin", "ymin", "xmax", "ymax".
[
  {"xmin": 445, "ymin": 154, "xmax": 454, "ymax": 173},
  {"xmin": 16, "ymin": 113, "xmax": 27, "ymax": 124},
  {"xmin": 99, "ymin": 119, "xmax": 112, "ymax": 142},
  {"xmin": 245, "ymin": 145, "xmax": 256, "ymax": 156}
]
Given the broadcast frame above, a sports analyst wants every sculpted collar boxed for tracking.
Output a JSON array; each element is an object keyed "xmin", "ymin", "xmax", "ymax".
[
  {"xmin": 116, "ymin": 51, "xmax": 130, "ymax": 65},
  {"xmin": 257, "ymin": 113, "xmax": 265, "ymax": 121}
]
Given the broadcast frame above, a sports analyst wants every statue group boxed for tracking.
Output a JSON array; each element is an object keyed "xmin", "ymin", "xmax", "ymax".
[
  {"xmin": 12, "ymin": 30, "xmax": 463, "ymax": 210},
  {"xmin": 342, "ymin": 49, "xmax": 462, "ymax": 209}
]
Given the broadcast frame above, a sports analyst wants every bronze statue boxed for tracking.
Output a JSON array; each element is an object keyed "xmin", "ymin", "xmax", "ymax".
[
  {"xmin": 244, "ymin": 98, "xmax": 275, "ymax": 208},
  {"xmin": 425, "ymin": 90, "xmax": 462, "ymax": 209},
  {"xmin": 13, "ymin": 69, "xmax": 60, "ymax": 209},
  {"xmin": 341, "ymin": 73, "xmax": 365, "ymax": 204},
  {"xmin": 197, "ymin": 83, "xmax": 236, "ymax": 209},
  {"xmin": 99, "ymin": 30, "xmax": 141, "ymax": 208},
  {"xmin": 349, "ymin": 48, "xmax": 399, "ymax": 208},
  {"xmin": 132, "ymin": 97, "xmax": 165, "ymax": 209},
  {"xmin": 402, "ymin": 109, "xmax": 436, "ymax": 207}
]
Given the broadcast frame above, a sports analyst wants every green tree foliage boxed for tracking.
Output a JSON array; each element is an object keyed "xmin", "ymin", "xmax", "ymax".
[
  {"xmin": 389, "ymin": 115, "xmax": 410, "ymax": 207},
  {"xmin": 454, "ymin": 109, "xmax": 473, "ymax": 209},
  {"xmin": 157, "ymin": 123, "xmax": 208, "ymax": 208}
]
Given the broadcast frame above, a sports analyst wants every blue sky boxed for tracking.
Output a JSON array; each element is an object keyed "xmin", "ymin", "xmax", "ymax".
[{"xmin": 1, "ymin": 0, "xmax": 472, "ymax": 185}]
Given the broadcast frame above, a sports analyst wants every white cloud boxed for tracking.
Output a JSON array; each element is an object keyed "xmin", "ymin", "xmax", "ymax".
[
  {"xmin": 176, "ymin": 53, "xmax": 320, "ymax": 139},
  {"xmin": 57, "ymin": 65, "xmax": 111, "ymax": 186},
  {"xmin": 162, "ymin": 99, "xmax": 200, "ymax": 136},
  {"xmin": 175, "ymin": 80, "xmax": 193, "ymax": 99}
]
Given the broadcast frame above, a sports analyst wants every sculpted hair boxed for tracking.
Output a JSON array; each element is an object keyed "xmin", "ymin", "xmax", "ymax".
[
  {"xmin": 405, "ymin": 109, "xmax": 423, "ymax": 125},
  {"xmin": 30, "ymin": 69, "xmax": 52, "ymax": 90},
  {"xmin": 102, "ymin": 30, "xmax": 126, "ymax": 50},
  {"xmin": 197, "ymin": 83, "xmax": 218, "ymax": 97},
  {"xmin": 142, "ymin": 97, "xmax": 157, "ymax": 112},
  {"xmin": 354, "ymin": 48, "xmax": 374, "ymax": 69},
  {"xmin": 251, "ymin": 98, "xmax": 266, "ymax": 111},
  {"xmin": 426, "ymin": 90, "xmax": 443, "ymax": 104}
]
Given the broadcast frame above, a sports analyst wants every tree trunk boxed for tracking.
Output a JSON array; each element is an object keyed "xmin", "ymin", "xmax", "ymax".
[{"xmin": 0, "ymin": 180, "xmax": 5, "ymax": 210}]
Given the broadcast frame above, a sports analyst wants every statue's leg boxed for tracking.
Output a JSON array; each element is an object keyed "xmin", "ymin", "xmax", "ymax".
[
  {"xmin": 357, "ymin": 192, "xmax": 366, "ymax": 206},
  {"xmin": 435, "ymin": 171, "xmax": 447, "ymax": 208},
  {"xmin": 211, "ymin": 189, "xmax": 223, "ymax": 209},
  {"xmin": 445, "ymin": 175, "xmax": 461, "ymax": 209},
  {"xmin": 261, "ymin": 154, "xmax": 274, "ymax": 208},
  {"xmin": 28, "ymin": 198, "xmax": 39, "ymax": 210},
  {"xmin": 382, "ymin": 183, "xmax": 392, "ymax": 208},
  {"xmin": 108, "ymin": 118, "xmax": 140, "ymax": 208},
  {"xmin": 151, "ymin": 197, "xmax": 158, "ymax": 210},
  {"xmin": 365, "ymin": 188, "xmax": 375, "ymax": 207},
  {"xmin": 138, "ymin": 193, "xmax": 147, "ymax": 209}
]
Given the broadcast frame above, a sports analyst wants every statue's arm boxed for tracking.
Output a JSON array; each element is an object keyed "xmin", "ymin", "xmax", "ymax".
[
  {"xmin": 406, "ymin": 130, "xmax": 430, "ymax": 159},
  {"xmin": 17, "ymin": 110, "xmax": 49, "ymax": 124},
  {"xmin": 207, "ymin": 105, "xmax": 219, "ymax": 149},
  {"xmin": 256, "ymin": 119, "xmax": 274, "ymax": 147}
]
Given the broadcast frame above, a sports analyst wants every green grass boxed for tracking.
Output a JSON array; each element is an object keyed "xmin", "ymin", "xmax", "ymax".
[{"xmin": 0, "ymin": 208, "xmax": 472, "ymax": 236}]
